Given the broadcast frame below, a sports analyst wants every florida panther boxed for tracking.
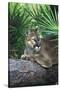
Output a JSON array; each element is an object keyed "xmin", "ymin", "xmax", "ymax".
[{"xmin": 21, "ymin": 29, "xmax": 58, "ymax": 68}]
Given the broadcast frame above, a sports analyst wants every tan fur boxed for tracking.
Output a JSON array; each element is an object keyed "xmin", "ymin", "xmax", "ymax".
[{"xmin": 21, "ymin": 30, "xmax": 58, "ymax": 68}]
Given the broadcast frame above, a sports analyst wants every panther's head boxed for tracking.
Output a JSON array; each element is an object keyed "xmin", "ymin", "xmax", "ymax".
[{"xmin": 25, "ymin": 30, "xmax": 41, "ymax": 53}]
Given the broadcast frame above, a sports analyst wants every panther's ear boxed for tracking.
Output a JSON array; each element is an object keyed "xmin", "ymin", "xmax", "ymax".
[
  {"xmin": 26, "ymin": 30, "xmax": 31, "ymax": 36},
  {"xmin": 35, "ymin": 29, "xmax": 39, "ymax": 35},
  {"xmin": 34, "ymin": 26, "xmax": 39, "ymax": 33}
]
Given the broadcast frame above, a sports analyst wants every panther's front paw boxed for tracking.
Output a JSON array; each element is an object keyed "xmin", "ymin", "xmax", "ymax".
[
  {"xmin": 21, "ymin": 54, "xmax": 30, "ymax": 60},
  {"xmin": 21, "ymin": 55, "xmax": 26, "ymax": 59}
]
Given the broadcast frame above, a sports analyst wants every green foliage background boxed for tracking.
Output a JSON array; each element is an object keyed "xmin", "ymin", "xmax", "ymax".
[{"xmin": 8, "ymin": 2, "xmax": 58, "ymax": 59}]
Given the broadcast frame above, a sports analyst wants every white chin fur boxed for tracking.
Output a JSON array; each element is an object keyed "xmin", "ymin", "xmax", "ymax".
[{"xmin": 35, "ymin": 46, "xmax": 41, "ymax": 52}]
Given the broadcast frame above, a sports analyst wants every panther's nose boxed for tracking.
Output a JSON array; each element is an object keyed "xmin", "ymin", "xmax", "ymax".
[
  {"xmin": 37, "ymin": 44, "xmax": 40, "ymax": 47},
  {"xmin": 36, "ymin": 42, "xmax": 41, "ymax": 47}
]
